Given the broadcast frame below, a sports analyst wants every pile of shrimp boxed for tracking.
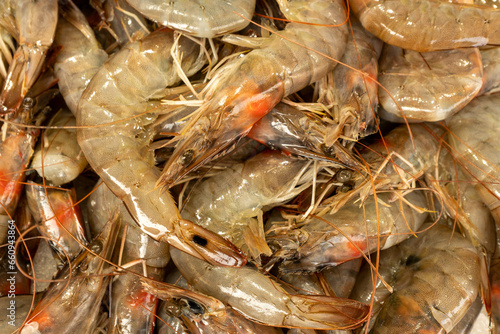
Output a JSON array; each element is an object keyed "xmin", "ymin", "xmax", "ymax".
[{"xmin": 1, "ymin": 0, "xmax": 500, "ymax": 333}]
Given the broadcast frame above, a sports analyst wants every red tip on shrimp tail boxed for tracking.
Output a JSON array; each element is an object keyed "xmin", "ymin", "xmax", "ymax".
[
  {"xmin": 158, "ymin": 71, "xmax": 285, "ymax": 187},
  {"xmin": 165, "ymin": 218, "xmax": 247, "ymax": 267}
]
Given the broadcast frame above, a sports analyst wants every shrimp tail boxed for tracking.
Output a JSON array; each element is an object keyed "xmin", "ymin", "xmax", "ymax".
[
  {"xmin": 286, "ymin": 294, "xmax": 370, "ymax": 329},
  {"xmin": 165, "ymin": 218, "xmax": 247, "ymax": 267}
]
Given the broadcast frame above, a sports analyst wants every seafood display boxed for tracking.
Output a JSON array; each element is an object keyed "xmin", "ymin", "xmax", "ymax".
[{"xmin": 0, "ymin": 0, "xmax": 500, "ymax": 333}]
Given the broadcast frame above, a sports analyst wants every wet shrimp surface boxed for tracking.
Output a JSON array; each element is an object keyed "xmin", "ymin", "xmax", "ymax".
[{"xmin": 0, "ymin": 0, "xmax": 499, "ymax": 333}]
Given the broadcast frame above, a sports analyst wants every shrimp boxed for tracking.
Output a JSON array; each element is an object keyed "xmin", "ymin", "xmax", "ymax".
[
  {"xmin": 0, "ymin": 0, "xmax": 58, "ymax": 114},
  {"xmin": 378, "ymin": 46, "xmax": 483, "ymax": 122},
  {"xmin": 159, "ymin": 0, "xmax": 348, "ymax": 186},
  {"xmin": 20, "ymin": 214, "xmax": 120, "ymax": 334},
  {"xmin": 349, "ymin": 0, "xmax": 500, "ymax": 52},
  {"xmin": 181, "ymin": 150, "xmax": 320, "ymax": 259},
  {"xmin": 0, "ymin": 97, "xmax": 45, "ymax": 249},
  {"xmin": 350, "ymin": 223, "xmax": 480, "ymax": 333},
  {"xmin": 87, "ymin": 181, "xmax": 171, "ymax": 333},
  {"xmin": 77, "ymin": 27, "xmax": 247, "ymax": 267},
  {"xmin": 54, "ymin": 0, "xmax": 108, "ymax": 116},
  {"xmin": 446, "ymin": 93, "xmax": 500, "ymax": 226},
  {"xmin": 247, "ymin": 103, "xmax": 354, "ymax": 166},
  {"xmin": 146, "ymin": 276, "xmax": 284, "ymax": 334},
  {"xmin": 25, "ymin": 182, "xmax": 88, "ymax": 261},
  {"xmin": 319, "ymin": 16, "xmax": 383, "ymax": 142},
  {"xmin": 30, "ymin": 109, "xmax": 88, "ymax": 186},
  {"xmin": 125, "ymin": 0, "xmax": 256, "ymax": 38},
  {"xmin": 267, "ymin": 191, "xmax": 428, "ymax": 273},
  {"xmin": 170, "ymin": 247, "xmax": 370, "ymax": 330}
]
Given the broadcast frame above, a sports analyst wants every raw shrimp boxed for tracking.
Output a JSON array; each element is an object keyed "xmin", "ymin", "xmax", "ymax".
[
  {"xmin": 181, "ymin": 150, "xmax": 319, "ymax": 259},
  {"xmin": 320, "ymin": 16, "xmax": 383, "ymax": 142},
  {"xmin": 77, "ymin": 28, "xmax": 246, "ymax": 267},
  {"xmin": 125, "ymin": 0, "xmax": 256, "ymax": 38},
  {"xmin": 20, "ymin": 215, "xmax": 120, "ymax": 334},
  {"xmin": 447, "ymin": 93, "xmax": 500, "ymax": 225},
  {"xmin": 350, "ymin": 0, "xmax": 500, "ymax": 52},
  {"xmin": 0, "ymin": 97, "xmax": 45, "ymax": 248},
  {"xmin": 30, "ymin": 109, "xmax": 88, "ymax": 186},
  {"xmin": 0, "ymin": 0, "xmax": 58, "ymax": 114},
  {"xmin": 247, "ymin": 103, "xmax": 353, "ymax": 166},
  {"xmin": 54, "ymin": 0, "xmax": 108, "ymax": 116},
  {"xmin": 322, "ymin": 123, "xmax": 443, "ymax": 214},
  {"xmin": 170, "ymin": 247, "xmax": 370, "ymax": 330},
  {"xmin": 350, "ymin": 223, "xmax": 480, "ymax": 333},
  {"xmin": 0, "ymin": 295, "xmax": 39, "ymax": 331},
  {"xmin": 159, "ymin": 0, "xmax": 348, "ymax": 186},
  {"xmin": 267, "ymin": 191, "xmax": 428, "ymax": 273},
  {"xmin": 378, "ymin": 46, "xmax": 483, "ymax": 122},
  {"xmin": 26, "ymin": 182, "xmax": 88, "ymax": 261},
  {"xmin": 146, "ymin": 276, "xmax": 283, "ymax": 334},
  {"xmin": 87, "ymin": 181, "xmax": 170, "ymax": 334}
]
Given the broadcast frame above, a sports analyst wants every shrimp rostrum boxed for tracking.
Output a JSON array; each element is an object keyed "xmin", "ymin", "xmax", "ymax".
[{"xmin": 77, "ymin": 28, "xmax": 246, "ymax": 267}]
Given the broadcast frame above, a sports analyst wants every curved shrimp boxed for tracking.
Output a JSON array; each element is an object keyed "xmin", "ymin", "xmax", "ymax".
[
  {"xmin": 159, "ymin": 0, "xmax": 348, "ymax": 186},
  {"xmin": 30, "ymin": 109, "xmax": 88, "ymax": 186},
  {"xmin": 350, "ymin": 223, "xmax": 480, "ymax": 333},
  {"xmin": 181, "ymin": 150, "xmax": 320, "ymax": 259},
  {"xmin": 125, "ymin": 0, "xmax": 256, "ymax": 38},
  {"xmin": 378, "ymin": 46, "xmax": 483, "ymax": 122},
  {"xmin": 0, "ymin": 0, "xmax": 58, "ymax": 114},
  {"xmin": 267, "ymin": 191, "xmax": 428, "ymax": 273},
  {"xmin": 77, "ymin": 28, "xmax": 246, "ymax": 267},
  {"xmin": 350, "ymin": 0, "xmax": 500, "ymax": 52},
  {"xmin": 447, "ymin": 93, "xmax": 500, "ymax": 225},
  {"xmin": 170, "ymin": 247, "xmax": 370, "ymax": 330},
  {"xmin": 54, "ymin": 0, "xmax": 108, "ymax": 117}
]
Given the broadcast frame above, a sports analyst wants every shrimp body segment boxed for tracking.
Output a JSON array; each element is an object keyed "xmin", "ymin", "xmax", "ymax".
[
  {"xmin": 447, "ymin": 93, "xmax": 500, "ymax": 224},
  {"xmin": 125, "ymin": 0, "xmax": 256, "ymax": 38},
  {"xmin": 350, "ymin": 0, "xmax": 500, "ymax": 52},
  {"xmin": 160, "ymin": 0, "xmax": 348, "ymax": 186},
  {"xmin": 77, "ymin": 28, "xmax": 246, "ymax": 267},
  {"xmin": 378, "ymin": 46, "xmax": 483, "ymax": 122}
]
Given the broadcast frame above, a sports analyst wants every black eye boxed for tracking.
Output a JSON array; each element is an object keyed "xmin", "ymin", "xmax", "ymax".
[
  {"xmin": 336, "ymin": 169, "xmax": 352, "ymax": 183},
  {"xmin": 90, "ymin": 240, "xmax": 103, "ymax": 254},
  {"xmin": 192, "ymin": 235, "xmax": 208, "ymax": 247},
  {"xmin": 187, "ymin": 300, "xmax": 205, "ymax": 315},
  {"xmin": 405, "ymin": 255, "xmax": 420, "ymax": 266},
  {"xmin": 180, "ymin": 149, "xmax": 194, "ymax": 166}
]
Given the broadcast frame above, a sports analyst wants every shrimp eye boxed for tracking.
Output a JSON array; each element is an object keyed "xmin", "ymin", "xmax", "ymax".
[
  {"xmin": 192, "ymin": 235, "xmax": 208, "ymax": 247},
  {"xmin": 180, "ymin": 149, "xmax": 194, "ymax": 166},
  {"xmin": 22, "ymin": 97, "xmax": 35, "ymax": 108},
  {"xmin": 336, "ymin": 169, "xmax": 352, "ymax": 183},
  {"xmin": 90, "ymin": 240, "xmax": 103, "ymax": 254},
  {"xmin": 405, "ymin": 255, "xmax": 420, "ymax": 266},
  {"xmin": 321, "ymin": 144, "xmax": 334, "ymax": 156},
  {"xmin": 187, "ymin": 300, "xmax": 205, "ymax": 314}
]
